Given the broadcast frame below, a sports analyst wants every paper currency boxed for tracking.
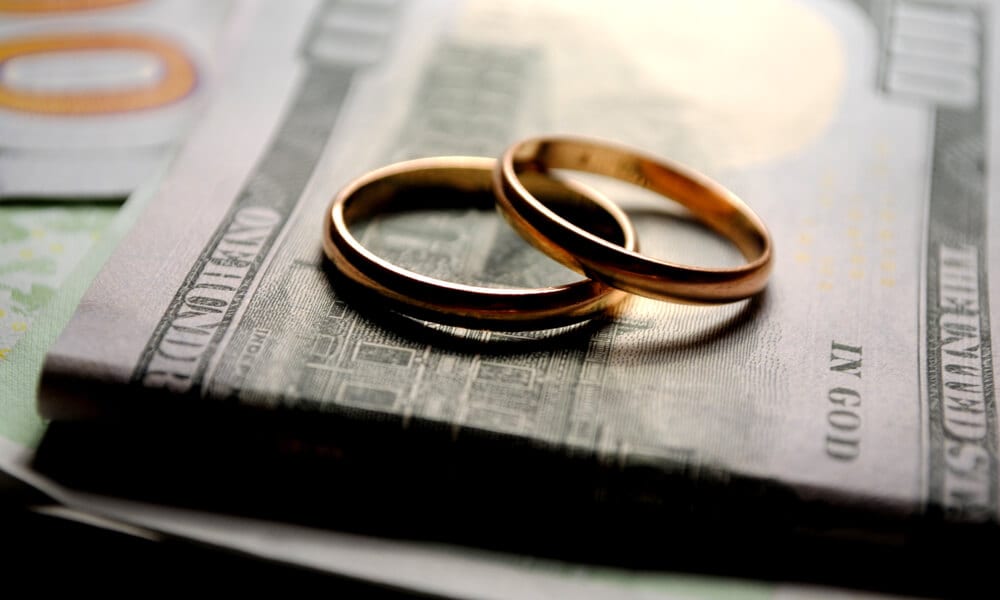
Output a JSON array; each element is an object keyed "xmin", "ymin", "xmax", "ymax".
[
  {"xmin": 0, "ymin": 183, "xmax": 893, "ymax": 600},
  {"xmin": 33, "ymin": 0, "xmax": 1000, "ymax": 570},
  {"xmin": 0, "ymin": 204, "xmax": 113, "ymax": 359},
  {"xmin": 0, "ymin": 0, "xmax": 245, "ymax": 354},
  {"xmin": 0, "ymin": 0, "xmax": 236, "ymax": 199}
]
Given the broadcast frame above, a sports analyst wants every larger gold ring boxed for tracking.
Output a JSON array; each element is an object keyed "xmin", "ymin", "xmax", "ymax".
[
  {"xmin": 323, "ymin": 156, "xmax": 637, "ymax": 330},
  {"xmin": 494, "ymin": 136, "xmax": 774, "ymax": 303}
]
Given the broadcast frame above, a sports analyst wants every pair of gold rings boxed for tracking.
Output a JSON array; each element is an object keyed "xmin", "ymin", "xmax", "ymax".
[{"xmin": 322, "ymin": 136, "xmax": 773, "ymax": 330}]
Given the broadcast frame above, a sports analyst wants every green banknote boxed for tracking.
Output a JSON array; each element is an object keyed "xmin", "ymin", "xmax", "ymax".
[
  {"xmin": 0, "ymin": 204, "xmax": 113, "ymax": 364},
  {"xmin": 0, "ymin": 203, "xmax": 113, "ymax": 445}
]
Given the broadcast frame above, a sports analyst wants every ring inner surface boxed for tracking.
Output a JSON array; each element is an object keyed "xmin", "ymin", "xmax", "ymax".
[
  {"xmin": 514, "ymin": 140, "xmax": 767, "ymax": 262},
  {"xmin": 342, "ymin": 165, "xmax": 630, "ymax": 287}
]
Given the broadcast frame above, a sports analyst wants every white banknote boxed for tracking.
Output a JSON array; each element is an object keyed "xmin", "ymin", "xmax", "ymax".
[{"xmin": 0, "ymin": 0, "xmax": 237, "ymax": 198}]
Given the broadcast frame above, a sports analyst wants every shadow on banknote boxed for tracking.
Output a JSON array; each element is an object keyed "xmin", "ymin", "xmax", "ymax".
[
  {"xmin": 31, "ymin": 382, "xmax": 998, "ymax": 598},
  {"xmin": 317, "ymin": 259, "xmax": 767, "ymax": 358}
]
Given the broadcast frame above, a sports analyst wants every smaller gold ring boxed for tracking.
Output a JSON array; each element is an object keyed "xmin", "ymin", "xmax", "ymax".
[
  {"xmin": 322, "ymin": 156, "xmax": 637, "ymax": 329},
  {"xmin": 494, "ymin": 136, "xmax": 774, "ymax": 304}
]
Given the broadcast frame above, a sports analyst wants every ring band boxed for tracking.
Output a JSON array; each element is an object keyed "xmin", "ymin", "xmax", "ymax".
[
  {"xmin": 494, "ymin": 136, "xmax": 773, "ymax": 303},
  {"xmin": 322, "ymin": 156, "xmax": 637, "ymax": 329}
]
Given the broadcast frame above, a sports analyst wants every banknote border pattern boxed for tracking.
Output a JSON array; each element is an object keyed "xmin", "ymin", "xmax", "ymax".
[
  {"xmin": 130, "ymin": 0, "xmax": 400, "ymax": 392},
  {"xmin": 861, "ymin": 0, "xmax": 998, "ymax": 518}
]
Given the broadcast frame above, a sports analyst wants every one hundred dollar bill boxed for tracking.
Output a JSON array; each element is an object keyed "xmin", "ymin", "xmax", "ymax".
[{"xmin": 32, "ymin": 0, "xmax": 1000, "ymax": 572}]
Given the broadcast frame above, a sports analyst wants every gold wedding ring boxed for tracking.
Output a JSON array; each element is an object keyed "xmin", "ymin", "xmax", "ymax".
[
  {"xmin": 494, "ymin": 136, "xmax": 773, "ymax": 303},
  {"xmin": 323, "ymin": 156, "xmax": 637, "ymax": 329}
]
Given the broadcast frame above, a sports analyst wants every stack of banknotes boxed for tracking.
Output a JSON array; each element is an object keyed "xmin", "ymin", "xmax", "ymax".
[{"xmin": 2, "ymin": 0, "xmax": 997, "ymax": 596}]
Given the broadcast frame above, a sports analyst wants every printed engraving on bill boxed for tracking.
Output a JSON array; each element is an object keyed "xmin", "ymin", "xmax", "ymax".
[
  {"xmin": 133, "ymin": 0, "xmax": 400, "ymax": 392},
  {"xmin": 141, "ymin": 207, "xmax": 281, "ymax": 392},
  {"xmin": 867, "ymin": 0, "xmax": 996, "ymax": 518},
  {"xmin": 826, "ymin": 341, "xmax": 864, "ymax": 461}
]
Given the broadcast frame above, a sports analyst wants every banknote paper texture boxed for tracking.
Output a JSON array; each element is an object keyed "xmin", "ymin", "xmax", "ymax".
[{"xmin": 38, "ymin": 0, "xmax": 1000, "ymax": 535}]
